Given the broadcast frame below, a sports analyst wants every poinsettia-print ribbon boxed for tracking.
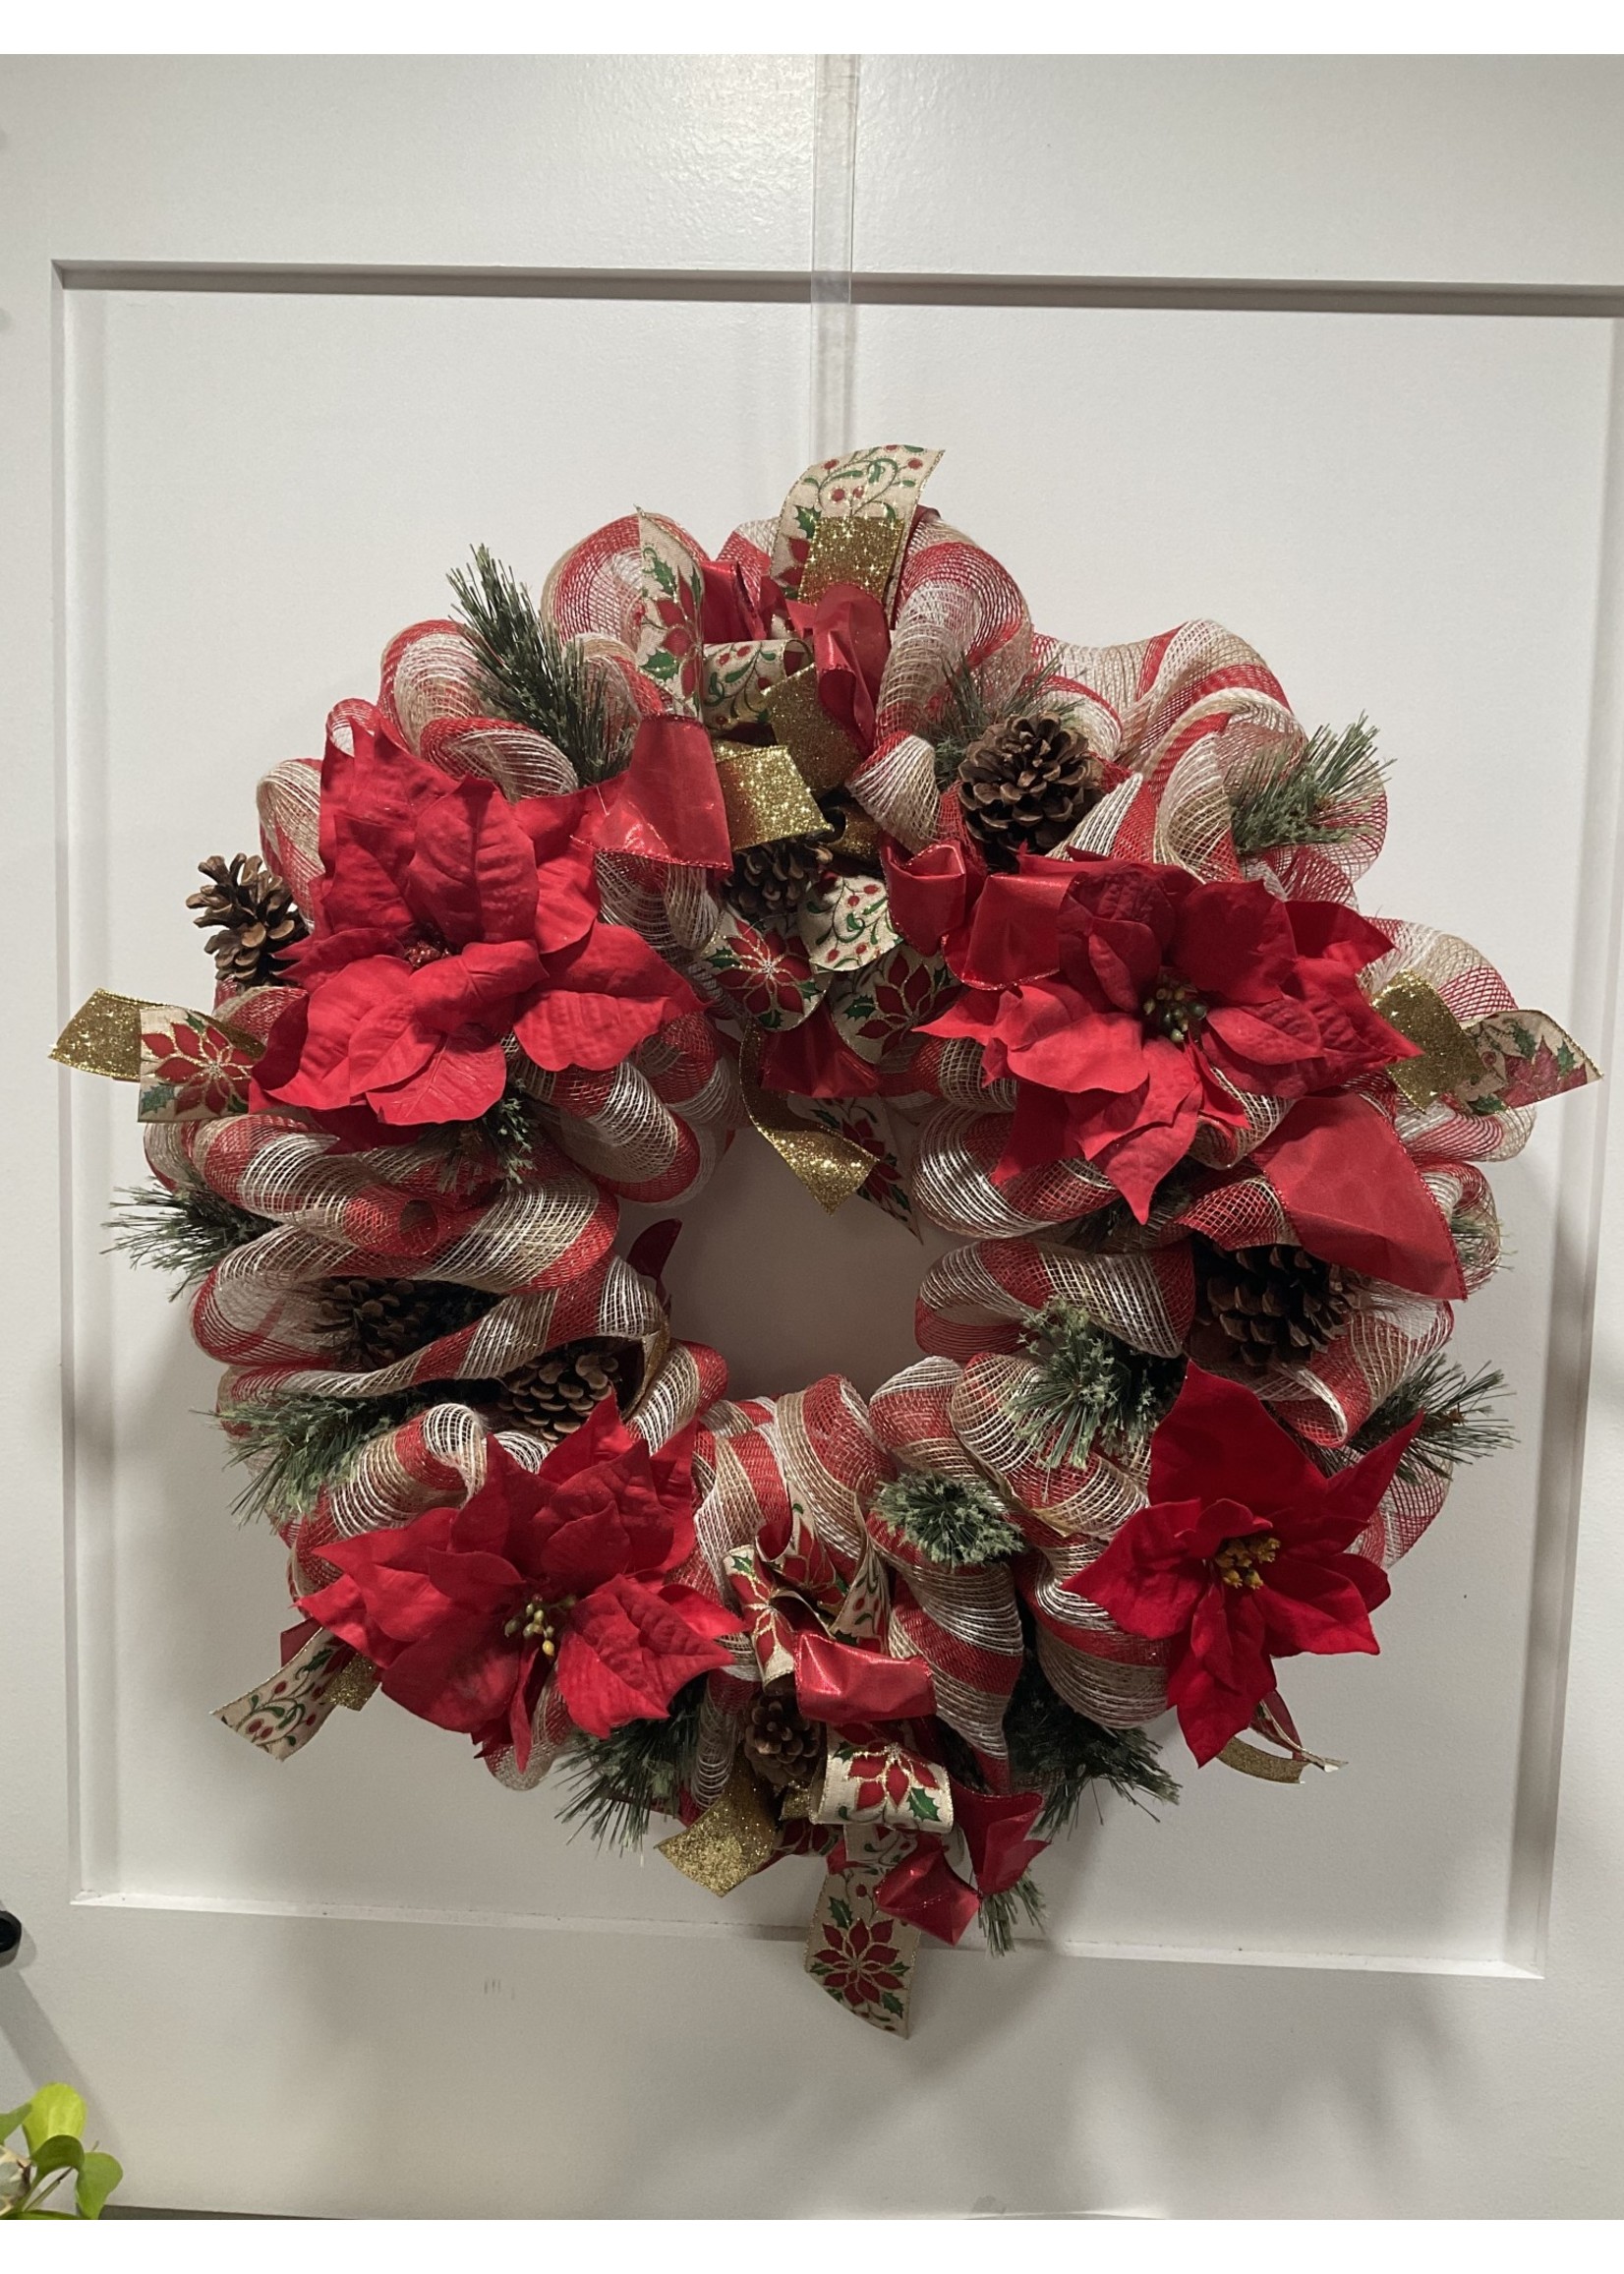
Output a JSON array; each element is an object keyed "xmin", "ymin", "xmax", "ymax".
[{"xmin": 53, "ymin": 991, "xmax": 261, "ymax": 1121}]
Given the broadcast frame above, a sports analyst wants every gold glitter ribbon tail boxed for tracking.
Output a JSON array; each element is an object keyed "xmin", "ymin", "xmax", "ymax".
[{"xmin": 50, "ymin": 989, "xmax": 147, "ymax": 1080}]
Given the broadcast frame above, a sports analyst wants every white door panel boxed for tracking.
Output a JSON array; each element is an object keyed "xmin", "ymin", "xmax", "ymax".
[{"xmin": 6, "ymin": 55, "xmax": 1624, "ymax": 2218}]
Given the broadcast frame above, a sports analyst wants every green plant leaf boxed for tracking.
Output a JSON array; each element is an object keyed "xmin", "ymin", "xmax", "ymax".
[
  {"xmin": 0, "ymin": 2106, "xmax": 29, "ymax": 2145},
  {"xmin": 23, "ymin": 2087, "xmax": 86, "ymax": 2156},
  {"xmin": 76, "ymin": 2150, "xmax": 122, "ymax": 2219},
  {"xmin": 30, "ymin": 2134, "xmax": 85, "ymax": 2178}
]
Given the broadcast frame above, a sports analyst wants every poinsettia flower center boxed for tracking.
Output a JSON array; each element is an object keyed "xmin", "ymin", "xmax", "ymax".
[
  {"xmin": 402, "ymin": 930, "xmax": 451, "ymax": 969},
  {"xmin": 502, "ymin": 1591, "xmax": 579, "ymax": 1657},
  {"xmin": 1211, "ymin": 1531, "xmax": 1281, "ymax": 1590},
  {"xmin": 1141, "ymin": 970, "xmax": 1208, "ymax": 1045}
]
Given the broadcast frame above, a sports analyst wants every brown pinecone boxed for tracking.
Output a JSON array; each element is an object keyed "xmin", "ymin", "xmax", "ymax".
[
  {"xmin": 729, "ymin": 835, "xmax": 831, "ymax": 928},
  {"xmin": 957, "ymin": 714, "xmax": 1104, "ymax": 867},
  {"xmin": 491, "ymin": 1338, "xmax": 639, "ymax": 1444},
  {"xmin": 187, "ymin": 853, "xmax": 307, "ymax": 987},
  {"xmin": 311, "ymin": 1277, "xmax": 446, "ymax": 1369},
  {"xmin": 1189, "ymin": 1236, "xmax": 1357, "ymax": 1377},
  {"xmin": 742, "ymin": 1679, "xmax": 824, "ymax": 1790}
]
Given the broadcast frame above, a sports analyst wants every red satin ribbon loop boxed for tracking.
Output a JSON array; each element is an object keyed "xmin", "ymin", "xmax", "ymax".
[
  {"xmin": 787, "ymin": 582, "xmax": 892, "ymax": 754},
  {"xmin": 583, "ymin": 714, "xmax": 732, "ymax": 870},
  {"xmin": 794, "ymin": 1632, "xmax": 936, "ymax": 1723}
]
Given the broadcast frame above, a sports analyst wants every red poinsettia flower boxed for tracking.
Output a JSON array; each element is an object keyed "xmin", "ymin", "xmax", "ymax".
[
  {"xmin": 1068, "ymin": 1368, "xmax": 1419, "ymax": 1765},
  {"xmin": 254, "ymin": 710, "xmax": 700, "ymax": 1128},
  {"xmin": 297, "ymin": 1399, "xmax": 740, "ymax": 1765},
  {"xmin": 921, "ymin": 854, "xmax": 1416, "ymax": 1219}
]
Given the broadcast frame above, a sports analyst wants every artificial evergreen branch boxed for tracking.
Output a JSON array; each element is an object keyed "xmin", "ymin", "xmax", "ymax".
[
  {"xmin": 557, "ymin": 1680, "xmax": 707, "ymax": 1848},
  {"xmin": 979, "ymin": 1872, "xmax": 1047, "ymax": 1957},
  {"xmin": 1002, "ymin": 1652, "xmax": 1180, "ymax": 1836},
  {"xmin": 1347, "ymin": 1353, "xmax": 1514, "ymax": 1486},
  {"xmin": 1010, "ymin": 1300, "xmax": 1185, "ymax": 1470},
  {"xmin": 874, "ymin": 1470, "xmax": 1026, "ymax": 1565},
  {"xmin": 447, "ymin": 545, "xmax": 629, "ymax": 784},
  {"xmin": 1227, "ymin": 718, "xmax": 1388, "ymax": 858},
  {"xmin": 217, "ymin": 1385, "xmax": 471, "ymax": 1524},
  {"xmin": 107, "ymin": 1180, "xmax": 273, "ymax": 1294},
  {"xmin": 471, "ymin": 1084, "xmax": 547, "ymax": 1184},
  {"xmin": 927, "ymin": 656, "xmax": 1062, "ymax": 788}
]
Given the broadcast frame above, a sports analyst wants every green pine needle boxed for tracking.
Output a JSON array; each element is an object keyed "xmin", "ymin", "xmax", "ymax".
[
  {"xmin": 472, "ymin": 1085, "xmax": 546, "ymax": 1184},
  {"xmin": 1227, "ymin": 718, "xmax": 1388, "ymax": 858},
  {"xmin": 979, "ymin": 1871, "xmax": 1047, "ymax": 1957},
  {"xmin": 107, "ymin": 1180, "xmax": 272, "ymax": 1295},
  {"xmin": 1010, "ymin": 1301, "xmax": 1185, "ymax": 1471},
  {"xmin": 1002, "ymin": 1652, "xmax": 1180, "ymax": 1837},
  {"xmin": 447, "ymin": 545, "xmax": 629, "ymax": 784},
  {"xmin": 927, "ymin": 656, "xmax": 1062, "ymax": 789},
  {"xmin": 216, "ymin": 1386, "xmax": 465, "ymax": 1524},
  {"xmin": 1348, "ymin": 1354, "xmax": 1514, "ymax": 1486},
  {"xmin": 557, "ymin": 1681, "xmax": 707, "ymax": 1848},
  {"xmin": 874, "ymin": 1471, "xmax": 1026, "ymax": 1565}
]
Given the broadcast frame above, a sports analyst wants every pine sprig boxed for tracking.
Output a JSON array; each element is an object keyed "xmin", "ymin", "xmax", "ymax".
[
  {"xmin": 874, "ymin": 1471, "xmax": 1026, "ymax": 1565},
  {"xmin": 1227, "ymin": 718, "xmax": 1388, "ymax": 858},
  {"xmin": 1001, "ymin": 1654, "xmax": 1180, "ymax": 1837},
  {"xmin": 216, "ymin": 1386, "xmax": 466, "ymax": 1524},
  {"xmin": 447, "ymin": 545, "xmax": 628, "ymax": 784},
  {"xmin": 471, "ymin": 1085, "xmax": 546, "ymax": 1184},
  {"xmin": 557, "ymin": 1680, "xmax": 706, "ymax": 1848},
  {"xmin": 107, "ymin": 1180, "xmax": 273, "ymax": 1294},
  {"xmin": 979, "ymin": 1872, "xmax": 1047, "ymax": 1957},
  {"xmin": 927, "ymin": 656, "xmax": 1060, "ymax": 789},
  {"xmin": 1010, "ymin": 1300, "xmax": 1185, "ymax": 1470},
  {"xmin": 1348, "ymin": 1354, "xmax": 1514, "ymax": 1486}
]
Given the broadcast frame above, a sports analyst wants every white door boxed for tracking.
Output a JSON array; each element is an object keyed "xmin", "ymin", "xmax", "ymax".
[{"xmin": 5, "ymin": 54, "xmax": 1624, "ymax": 2217}]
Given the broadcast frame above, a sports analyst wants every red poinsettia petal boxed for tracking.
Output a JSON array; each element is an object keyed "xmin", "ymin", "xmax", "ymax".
[
  {"xmin": 403, "ymin": 779, "xmax": 540, "ymax": 948},
  {"xmin": 1082, "ymin": 1047, "xmax": 1204, "ymax": 1219},
  {"xmin": 364, "ymin": 1029, "xmax": 512, "ymax": 1126},
  {"xmin": 257, "ymin": 957, "xmax": 414, "ymax": 1110},
  {"xmin": 1166, "ymin": 1627, "xmax": 1272, "ymax": 1767},
  {"xmin": 1079, "ymin": 912, "xmax": 1167, "ymax": 1012},
  {"xmin": 998, "ymin": 987, "xmax": 1151, "ymax": 1096},
  {"xmin": 318, "ymin": 807, "xmax": 418, "ymax": 940},
  {"xmin": 515, "ymin": 924, "xmax": 699, "ymax": 1073},
  {"xmin": 1259, "ymin": 1551, "xmax": 1387, "ymax": 1657},
  {"xmin": 553, "ymin": 1574, "xmax": 736, "ymax": 1738},
  {"xmin": 1284, "ymin": 900, "xmax": 1397, "ymax": 976},
  {"xmin": 1204, "ymin": 994, "xmax": 1324, "ymax": 1071},
  {"xmin": 421, "ymin": 1545, "xmax": 525, "ymax": 1619},
  {"xmin": 1172, "ymin": 881, "xmax": 1298, "ymax": 1004},
  {"xmin": 1299, "ymin": 1416, "xmax": 1423, "ymax": 1553},
  {"xmin": 1147, "ymin": 1365, "xmax": 1326, "ymax": 1519},
  {"xmin": 1067, "ymin": 1498, "xmax": 1211, "ymax": 1639},
  {"xmin": 513, "ymin": 794, "xmax": 602, "ymax": 951},
  {"xmin": 379, "ymin": 1615, "xmax": 524, "ymax": 1741},
  {"xmin": 1187, "ymin": 1579, "xmax": 1271, "ymax": 1692}
]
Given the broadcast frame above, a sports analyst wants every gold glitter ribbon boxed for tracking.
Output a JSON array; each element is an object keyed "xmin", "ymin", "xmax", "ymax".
[
  {"xmin": 1372, "ymin": 973, "xmax": 1487, "ymax": 1110},
  {"xmin": 657, "ymin": 1757, "xmax": 779, "ymax": 1895},
  {"xmin": 799, "ymin": 512, "xmax": 906, "ymax": 608},
  {"xmin": 765, "ymin": 669, "xmax": 863, "ymax": 795},
  {"xmin": 326, "ymin": 1654, "xmax": 382, "ymax": 1713},
  {"xmin": 50, "ymin": 989, "xmax": 147, "ymax": 1080},
  {"xmin": 711, "ymin": 739, "xmax": 829, "ymax": 851},
  {"xmin": 739, "ymin": 1036, "xmax": 875, "ymax": 1214}
]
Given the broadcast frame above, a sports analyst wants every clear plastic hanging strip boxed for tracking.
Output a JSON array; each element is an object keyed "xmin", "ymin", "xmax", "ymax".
[{"xmin": 808, "ymin": 55, "xmax": 860, "ymax": 462}]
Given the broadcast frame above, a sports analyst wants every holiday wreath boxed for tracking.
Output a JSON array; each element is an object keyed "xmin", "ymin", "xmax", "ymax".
[{"xmin": 56, "ymin": 444, "xmax": 1598, "ymax": 2032}]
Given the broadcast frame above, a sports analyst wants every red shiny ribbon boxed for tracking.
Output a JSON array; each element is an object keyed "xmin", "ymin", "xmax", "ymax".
[
  {"xmin": 787, "ymin": 582, "xmax": 892, "ymax": 754},
  {"xmin": 870, "ymin": 1785, "xmax": 1049, "ymax": 1947},
  {"xmin": 794, "ymin": 1632, "xmax": 936, "ymax": 1723},
  {"xmin": 1241, "ymin": 1092, "xmax": 1467, "ymax": 1301},
  {"xmin": 582, "ymin": 715, "xmax": 732, "ymax": 870}
]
